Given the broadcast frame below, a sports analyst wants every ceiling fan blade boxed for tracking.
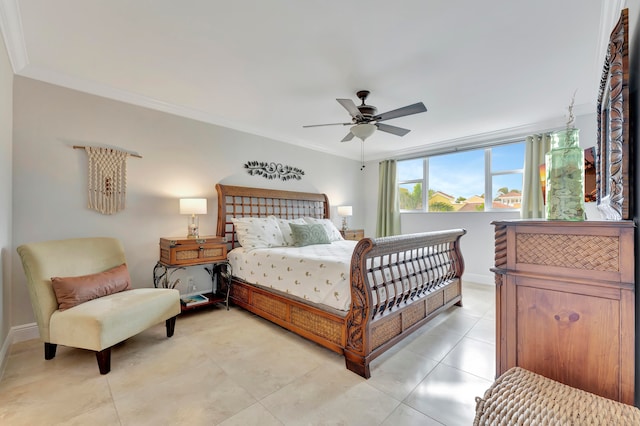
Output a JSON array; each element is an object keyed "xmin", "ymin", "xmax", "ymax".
[
  {"xmin": 303, "ymin": 122, "xmax": 351, "ymax": 128},
  {"xmin": 376, "ymin": 123, "xmax": 411, "ymax": 137},
  {"xmin": 337, "ymin": 98, "xmax": 363, "ymax": 120},
  {"xmin": 341, "ymin": 132, "xmax": 355, "ymax": 142},
  {"xmin": 374, "ymin": 102, "xmax": 427, "ymax": 122}
]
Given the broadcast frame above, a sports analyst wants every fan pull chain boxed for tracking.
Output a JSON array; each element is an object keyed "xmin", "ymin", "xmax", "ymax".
[{"xmin": 360, "ymin": 141, "xmax": 365, "ymax": 171}]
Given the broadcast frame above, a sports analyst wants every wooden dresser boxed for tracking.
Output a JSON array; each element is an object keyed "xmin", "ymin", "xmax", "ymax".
[{"xmin": 492, "ymin": 220, "xmax": 635, "ymax": 405}]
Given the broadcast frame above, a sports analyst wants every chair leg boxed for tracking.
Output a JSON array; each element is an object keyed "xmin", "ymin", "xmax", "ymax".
[
  {"xmin": 166, "ymin": 316, "xmax": 177, "ymax": 338},
  {"xmin": 96, "ymin": 348, "xmax": 111, "ymax": 374},
  {"xmin": 44, "ymin": 342, "xmax": 57, "ymax": 360}
]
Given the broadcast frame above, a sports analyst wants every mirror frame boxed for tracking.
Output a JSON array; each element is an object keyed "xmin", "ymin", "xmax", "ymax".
[{"xmin": 596, "ymin": 8, "xmax": 630, "ymax": 220}]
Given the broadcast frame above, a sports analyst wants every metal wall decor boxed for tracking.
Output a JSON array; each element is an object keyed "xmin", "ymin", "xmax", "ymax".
[{"xmin": 244, "ymin": 161, "xmax": 305, "ymax": 181}]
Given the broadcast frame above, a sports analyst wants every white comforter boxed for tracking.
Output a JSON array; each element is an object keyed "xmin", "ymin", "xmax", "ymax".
[{"xmin": 227, "ymin": 240, "xmax": 358, "ymax": 311}]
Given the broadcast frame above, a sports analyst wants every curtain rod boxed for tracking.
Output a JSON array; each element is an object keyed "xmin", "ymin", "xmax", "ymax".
[{"xmin": 73, "ymin": 145, "xmax": 142, "ymax": 158}]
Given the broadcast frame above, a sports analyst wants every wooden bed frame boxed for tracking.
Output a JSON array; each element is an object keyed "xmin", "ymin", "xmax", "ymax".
[{"xmin": 216, "ymin": 184, "xmax": 466, "ymax": 378}]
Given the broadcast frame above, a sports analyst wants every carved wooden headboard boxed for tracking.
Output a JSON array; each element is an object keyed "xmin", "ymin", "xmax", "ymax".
[{"xmin": 215, "ymin": 184, "xmax": 330, "ymax": 249}]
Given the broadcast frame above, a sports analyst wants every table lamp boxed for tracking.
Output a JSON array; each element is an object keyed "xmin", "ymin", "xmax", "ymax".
[
  {"xmin": 337, "ymin": 205, "xmax": 353, "ymax": 233},
  {"xmin": 180, "ymin": 198, "xmax": 207, "ymax": 238}
]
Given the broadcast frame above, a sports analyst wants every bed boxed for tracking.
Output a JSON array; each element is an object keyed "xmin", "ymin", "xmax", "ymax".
[{"xmin": 215, "ymin": 184, "xmax": 466, "ymax": 378}]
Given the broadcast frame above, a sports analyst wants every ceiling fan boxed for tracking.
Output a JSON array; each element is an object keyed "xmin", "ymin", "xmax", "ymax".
[{"xmin": 303, "ymin": 90, "xmax": 427, "ymax": 142}]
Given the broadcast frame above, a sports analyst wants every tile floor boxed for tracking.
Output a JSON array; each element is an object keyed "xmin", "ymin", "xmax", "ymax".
[{"xmin": 0, "ymin": 282, "xmax": 495, "ymax": 425}]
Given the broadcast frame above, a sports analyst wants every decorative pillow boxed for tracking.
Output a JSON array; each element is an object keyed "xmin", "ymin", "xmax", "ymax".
[
  {"xmin": 231, "ymin": 216, "xmax": 285, "ymax": 249},
  {"xmin": 290, "ymin": 223, "xmax": 331, "ymax": 247},
  {"xmin": 270, "ymin": 216, "xmax": 307, "ymax": 246},
  {"xmin": 303, "ymin": 217, "xmax": 344, "ymax": 241},
  {"xmin": 51, "ymin": 263, "xmax": 132, "ymax": 311}
]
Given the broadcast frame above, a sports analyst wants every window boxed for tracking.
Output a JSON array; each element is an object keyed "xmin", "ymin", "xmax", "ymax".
[
  {"xmin": 398, "ymin": 141, "xmax": 525, "ymax": 212},
  {"xmin": 398, "ymin": 158, "xmax": 425, "ymax": 210}
]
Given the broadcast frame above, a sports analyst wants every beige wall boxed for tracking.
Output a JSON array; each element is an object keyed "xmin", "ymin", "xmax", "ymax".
[
  {"xmin": 11, "ymin": 77, "xmax": 364, "ymax": 328},
  {"xmin": 0, "ymin": 28, "xmax": 13, "ymax": 357}
]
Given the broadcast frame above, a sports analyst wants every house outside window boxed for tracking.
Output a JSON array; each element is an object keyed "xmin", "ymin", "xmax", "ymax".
[{"xmin": 398, "ymin": 141, "xmax": 525, "ymax": 212}]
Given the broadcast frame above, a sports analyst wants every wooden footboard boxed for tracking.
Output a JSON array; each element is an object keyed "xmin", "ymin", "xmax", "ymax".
[{"xmin": 344, "ymin": 229, "xmax": 466, "ymax": 378}]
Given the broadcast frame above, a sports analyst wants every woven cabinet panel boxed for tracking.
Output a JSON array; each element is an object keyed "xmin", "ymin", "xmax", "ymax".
[
  {"xmin": 427, "ymin": 290, "xmax": 444, "ymax": 314},
  {"xmin": 444, "ymin": 281, "xmax": 461, "ymax": 303},
  {"xmin": 516, "ymin": 233, "xmax": 619, "ymax": 271},
  {"xmin": 402, "ymin": 301, "xmax": 426, "ymax": 330},
  {"xmin": 253, "ymin": 293, "xmax": 287, "ymax": 320},
  {"xmin": 176, "ymin": 250, "xmax": 199, "ymax": 261},
  {"xmin": 371, "ymin": 316, "xmax": 402, "ymax": 349},
  {"xmin": 202, "ymin": 247, "xmax": 224, "ymax": 259},
  {"xmin": 231, "ymin": 285, "xmax": 249, "ymax": 303},
  {"xmin": 290, "ymin": 306, "xmax": 342, "ymax": 345}
]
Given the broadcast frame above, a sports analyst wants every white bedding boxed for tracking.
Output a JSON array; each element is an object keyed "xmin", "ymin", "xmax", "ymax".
[{"xmin": 227, "ymin": 240, "xmax": 358, "ymax": 311}]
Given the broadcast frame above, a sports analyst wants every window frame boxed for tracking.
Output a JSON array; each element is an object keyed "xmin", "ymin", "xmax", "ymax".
[{"xmin": 397, "ymin": 142, "xmax": 524, "ymax": 213}]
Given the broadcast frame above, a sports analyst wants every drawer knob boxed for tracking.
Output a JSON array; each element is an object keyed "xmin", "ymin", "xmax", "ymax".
[{"xmin": 554, "ymin": 311, "xmax": 580, "ymax": 323}]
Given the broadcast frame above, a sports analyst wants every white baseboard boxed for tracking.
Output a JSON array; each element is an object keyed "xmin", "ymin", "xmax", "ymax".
[
  {"xmin": 0, "ymin": 323, "xmax": 39, "ymax": 381},
  {"xmin": 464, "ymin": 272, "xmax": 494, "ymax": 286},
  {"xmin": 10, "ymin": 322, "xmax": 39, "ymax": 343}
]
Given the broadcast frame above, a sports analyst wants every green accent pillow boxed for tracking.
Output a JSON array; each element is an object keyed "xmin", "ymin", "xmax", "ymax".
[{"xmin": 290, "ymin": 223, "xmax": 331, "ymax": 247}]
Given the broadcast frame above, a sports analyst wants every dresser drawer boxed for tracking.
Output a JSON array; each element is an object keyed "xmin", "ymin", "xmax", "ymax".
[{"xmin": 159, "ymin": 236, "xmax": 227, "ymax": 266}]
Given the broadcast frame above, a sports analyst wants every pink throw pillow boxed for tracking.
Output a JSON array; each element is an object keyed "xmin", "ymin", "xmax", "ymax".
[{"xmin": 51, "ymin": 263, "xmax": 132, "ymax": 310}]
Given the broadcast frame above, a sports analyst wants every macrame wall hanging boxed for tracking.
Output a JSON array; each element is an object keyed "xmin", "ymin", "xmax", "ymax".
[{"xmin": 73, "ymin": 145, "xmax": 142, "ymax": 215}]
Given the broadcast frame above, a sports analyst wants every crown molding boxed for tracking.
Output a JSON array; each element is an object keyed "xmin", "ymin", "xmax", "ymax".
[
  {"xmin": 0, "ymin": 0, "xmax": 28, "ymax": 72},
  {"xmin": 373, "ymin": 113, "xmax": 585, "ymax": 163},
  {"xmin": 21, "ymin": 62, "xmax": 599, "ymax": 165},
  {"xmin": 19, "ymin": 65, "xmax": 352, "ymax": 160}
]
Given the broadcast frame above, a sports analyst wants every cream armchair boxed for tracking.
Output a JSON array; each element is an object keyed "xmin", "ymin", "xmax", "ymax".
[{"xmin": 17, "ymin": 237, "xmax": 181, "ymax": 374}]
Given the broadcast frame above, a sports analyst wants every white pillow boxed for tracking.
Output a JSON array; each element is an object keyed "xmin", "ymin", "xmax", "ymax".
[
  {"xmin": 270, "ymin": 216, "xmax": 307, "ymax": 246},
  {"xmin": 303, "ymin": 217, "xmax": 344, "ymax": 241},
  {"xmin": 231, "ymin": 216, "xmax": 285, "ymax": 249}
]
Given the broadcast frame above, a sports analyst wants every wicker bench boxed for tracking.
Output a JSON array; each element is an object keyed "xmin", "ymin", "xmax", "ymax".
[{"xmin": 474, "ymin": 367, "xmax": 640, "ymax": 425}]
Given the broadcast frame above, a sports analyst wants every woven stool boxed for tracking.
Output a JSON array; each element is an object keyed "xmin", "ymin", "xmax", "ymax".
[{"xmin": 474, "ymin": 367, "xmax": 640, "ymax": 425}]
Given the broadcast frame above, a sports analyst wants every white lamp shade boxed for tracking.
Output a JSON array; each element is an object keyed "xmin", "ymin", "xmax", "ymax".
[
  {"xmin": 337, "ymin": 206, "xmax": 353, "ymax": 217},
  {"xmin": 350, "ymin": 123, "xmax": 376, "ymax": 141},
  {"xmin": 180, "ymin": 198, "xmax": 207, "ymax": 215}
]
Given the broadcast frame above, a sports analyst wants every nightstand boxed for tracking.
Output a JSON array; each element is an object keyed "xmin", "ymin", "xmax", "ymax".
[
  {"xmin": 340, "ymin": 229, "xmax": 364, "ymax": 241},
  {"xmin": 154, "ymin": 236, "xmax": 231, "ymax": 312},
  {"xmin": 159, "ymin": 235, "xmax": 226, "ymax": 266}
]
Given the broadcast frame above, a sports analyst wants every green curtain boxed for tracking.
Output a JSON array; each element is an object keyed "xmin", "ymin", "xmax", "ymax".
[
  {"xmin": 376, "ymin": 160, "xmax": 401, "ymax": 237},
  {"xmin": 521, "ymin": 133, "xmax": 551, "ymax": 218}
]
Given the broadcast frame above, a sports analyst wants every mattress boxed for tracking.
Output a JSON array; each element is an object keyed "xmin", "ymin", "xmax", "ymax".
[{"xmin": 227, "ymin": 240, "xmax": 357, "ymax": 311}]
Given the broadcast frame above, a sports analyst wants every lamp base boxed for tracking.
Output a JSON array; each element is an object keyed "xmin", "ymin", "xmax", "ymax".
[
  {"xmin": 341, "ymin": 217, "xmax": 348, "ymax": 233},
  {"xmin": 187, "ymin": 215, "xmax": 199, "ymax": 238}
]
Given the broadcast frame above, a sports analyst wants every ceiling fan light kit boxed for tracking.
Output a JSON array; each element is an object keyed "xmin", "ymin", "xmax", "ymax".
[{"xmin": 350, "ymin": 123, "xmax": 376, "ymax": 141}]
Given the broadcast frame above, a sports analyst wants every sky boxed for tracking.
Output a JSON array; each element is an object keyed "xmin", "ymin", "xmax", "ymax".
[{"xmin": 398, "ymin": 142, "xmax": 525, "ymax": 200}]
